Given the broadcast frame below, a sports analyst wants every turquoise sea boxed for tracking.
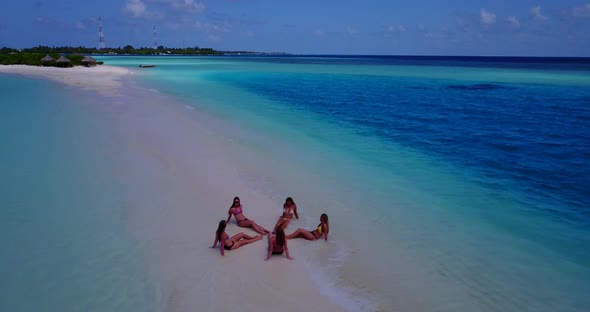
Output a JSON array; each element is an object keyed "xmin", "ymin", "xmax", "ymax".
[
  {"xmin": 0, "ymin": 75, "xmax": 156, "ymax": 311},
  {"xmin": 2, "ymin": 55, "xmax": 590, "ymax": 311}
]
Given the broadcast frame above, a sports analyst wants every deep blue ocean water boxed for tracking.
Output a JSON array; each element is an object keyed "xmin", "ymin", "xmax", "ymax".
[{"xmin": 214, "ymin": 68, "xmax": 590, "ymax": 224}]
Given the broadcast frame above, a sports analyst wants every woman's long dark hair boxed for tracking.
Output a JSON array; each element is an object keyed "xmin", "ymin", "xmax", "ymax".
[
  {"xmin": 284, "ymin": 197, "xmax": 295, "ymax": 207},
  {"xmin": 229, "ymin": 196, "xmax": 240, "ymax": 209},
  {"xmin": 276, "ymin": 227, "xmax": 286, "ymax": 246},
  {"xmin": 216, "ymin": 220, "xmax": 227, "ymax": 241}
]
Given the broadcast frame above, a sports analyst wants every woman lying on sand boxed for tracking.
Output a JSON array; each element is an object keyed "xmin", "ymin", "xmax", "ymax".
[
  {"xmin": 273, "ymin": 197, "xmax": 299, "ymax": 232},
  {"xmin": 265, "ymin": 227, "xmax": 293, "ymax": 260},
  {"xmin": 286, "ymin": 213, "xmax": 329, "ymax": 241},
  {"xmin": 211, "ymin": 220, "xmax": 263, "ymax": 256},
  {"xmin": 227, "ymin": 196, "xmax": 270, "ymax": 234}
]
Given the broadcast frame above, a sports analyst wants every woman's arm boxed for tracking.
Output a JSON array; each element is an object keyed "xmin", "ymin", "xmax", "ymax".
[
  {"xmin": 323, "ymin": 223, "xmax": 329, "ymax": 241},
  {"xmin": 284, "ymin": 239, "xmax": 294, "ymax": 260},
  {"xmin": 293, "ymin": 205, "xmax": 299, "ymax": 219},
  {"xmin": 265, "ymin": 235, "xmax": 273, "ymax": 261}
]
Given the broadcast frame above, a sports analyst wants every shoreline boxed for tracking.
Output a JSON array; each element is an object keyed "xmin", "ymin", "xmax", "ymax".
[
  {"xmin": 0, "ymin": 64, "xmax": 131, "ymax": 96},
  {"xmin": 1, "ymin": 64, "xmax": 354, "ymax": 311}
]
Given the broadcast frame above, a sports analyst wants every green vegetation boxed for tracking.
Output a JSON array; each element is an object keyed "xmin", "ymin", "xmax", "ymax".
[
  {"xmin": 0, "ymin": 45, "xmax": 287, "ymax": 66},
  {"xmin": 113, "ymin": 45, "xmax": 220, "ymax": 55},
  {"xmin": 0, "ymin": 52, "xmax": 104, "ymax": 67},
  {"xmin": 0, "ymin": 45, "xmax": 291, "ymax": 56},
  {"xmin": 0, "ymin": 52, "xmax": 56, "ymax": 66},
  {"xmin": 1, "ymin": 45, "xmax": 221, "ymax": 56}
]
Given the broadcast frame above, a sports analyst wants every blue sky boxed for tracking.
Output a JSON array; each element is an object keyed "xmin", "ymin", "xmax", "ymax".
[{"xmin": 1, "ymin": 0, "xmax": 589, "ymax": 56}]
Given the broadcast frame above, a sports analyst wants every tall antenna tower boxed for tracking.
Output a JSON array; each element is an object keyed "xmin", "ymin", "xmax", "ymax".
[
  {"xmin": 98, "ymin": 17, "xmax": 105, "ymax": 50},
  {"xmin": 153, "ymin": 25, "xmax": 158, "ymax": 50}
]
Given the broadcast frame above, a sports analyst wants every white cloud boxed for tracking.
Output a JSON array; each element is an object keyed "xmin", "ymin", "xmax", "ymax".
[
  {"xmin": 480, "ymin": 8, "xmax": 496, "ymax": 25},
  {"xmin": 313, "ymin": 29, "xmax": 325, "ymax": 37},
  {"xmin": 160, "ymin": 0, "xmax": 205, "ymax": 13},
  {"xmin": 573, "ymin": 3, "xmax": 590, "ymax": 17},
  {"xmin": 346, "ymin": 26, "xmax": 359, "ymax": 35},
  {"xmin": 75, "ymin": 21, "xmax": 86, "ymax": 30},
  {"xmin": 124, "ymin": 0, "xmax": 205, "ymax": 19},
  {"xmin": 125, "ymin": 0, "xmax": 147, "ymax": 17},
  {"xmin": 505, "ymin": 16, "xmax": 520, "ymax": 28},
  {"xmin": 531, "ymin": 6, "xmax": 548, "ymax": 21},
  {"xmin": 387, "ymin": 25, "xmax": 407, "ymax": 33},
  {"xmin": 417, "ymin": 23, "xmax": 425, "ymax": 31}
]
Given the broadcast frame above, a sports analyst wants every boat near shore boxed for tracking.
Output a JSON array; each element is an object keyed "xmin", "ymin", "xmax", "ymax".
[{"xmin": 139, "ymin": 64, "xmax": 156, "ymax": 68}]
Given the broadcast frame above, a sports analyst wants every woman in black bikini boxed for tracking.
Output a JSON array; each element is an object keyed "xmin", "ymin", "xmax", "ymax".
[
  {"xmin": 273, "ymin": 197, "xmax": 299, "ymax": 232},
  {"xmin": 286, "ymin": 213, "xmax": 329, "ymax": 241},
  {"xmin": 211, "ymin": 220, "xmax": 264, "ymax": 256},
  {"xmin": 226, "ymin": 196, "xmax": 270, "ymax": 234},
  {"xmin": 265, "ymin": 227, "xmax": 293, "ymax": 260}
]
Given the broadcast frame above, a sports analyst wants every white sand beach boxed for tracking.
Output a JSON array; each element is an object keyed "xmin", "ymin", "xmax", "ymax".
[
  {"xmin": 0, "ymin": 65, "xmax": 130, "ymax": 96},
  {"xmin": 0, "ymin": 65, "xmax": 350, "ymax": 311}
]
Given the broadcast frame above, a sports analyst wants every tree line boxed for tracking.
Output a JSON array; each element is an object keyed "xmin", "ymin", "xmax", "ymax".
[
  {"xmin": 0, "ymin": 52, "xmax": 97, "ymax": 66},
  {"xmin": 1, "ymin": 45, "xmax": 221, "ymax": 55}
]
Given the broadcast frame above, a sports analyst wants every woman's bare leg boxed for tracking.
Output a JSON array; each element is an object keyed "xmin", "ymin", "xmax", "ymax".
[
  {"xmin": 273, "ymin": 219, "xmax": 283, "ymax": 232},
  {"xmin": 253, "ymin": 222, "xmax": 270, "ymax": 234},
  {"xmin": 286, "ymin": 228, "xmax": 317, "ymax": 240},
  {"xmin": 273, "ymin": 218, "xmax": 291, "ymax": 233},
  {"xmin": 239, "ymin": 220, "xmax": 269, "ymax": 234},
  {"xmin": 231, "ymin": 234, "xmax": 264, "ymax": 250},
  {"xmin": 229, "ymin": 232, "xmax": 257, "ymax": 241}
]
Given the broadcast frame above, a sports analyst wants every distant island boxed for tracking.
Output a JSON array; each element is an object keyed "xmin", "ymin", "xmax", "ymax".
[{"xmin": 0, "ymin": 45, "xmax": 291, "ymax": 66}]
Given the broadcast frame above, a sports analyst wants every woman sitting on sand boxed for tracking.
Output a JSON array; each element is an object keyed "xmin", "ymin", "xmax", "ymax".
[
  {"xmin": 227, "ymin": 196, "xmax": 270, "ymax": 234},
  {"xmin": 286, "ymin": 213, "xmax": 329, "ymax": 241},
  {"xmin": 273, "ymin": 197, "xmax": 299, "ymax": 232},
  {"xmin": 211, "ymin": 220, "xmax": 263, "ymax": 256},
  {"xmin": 265, "ymin": 227, "xmax": 293, "ymax": 260}
]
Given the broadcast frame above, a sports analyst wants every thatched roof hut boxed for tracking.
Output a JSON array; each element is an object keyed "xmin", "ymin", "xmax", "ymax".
[
  {"xmin": 81, "ymin": 56, "xmax": 97, "ymax": 67},
  {"xmin": 41, "ymin": 55, "xmax": 55, "ymax": 62},
  {"xmin": 55, "ymin": 56, "xmax": 72, "ymax": 67}
]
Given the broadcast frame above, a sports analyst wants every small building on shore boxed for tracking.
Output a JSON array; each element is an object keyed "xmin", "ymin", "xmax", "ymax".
[
  {"xmin": 55, "ymin": 56, "xmax": 72, "ymax": 68},
  {"xmin": 40, "ymin": 55, "xmax": 55, "ymax": 66},
  {"xmin": 81, "ymin": 56, "xmax": 97, "ymax": 67}
]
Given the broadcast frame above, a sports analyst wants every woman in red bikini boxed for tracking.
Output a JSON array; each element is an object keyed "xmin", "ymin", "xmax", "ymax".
[
  {"xmin": 211, "ymin": 220, "xmax": 264, "ymax": 256},
  {"xmin": 286, "ymin": 213, "xmax": 329, "ymax": 241},
  {"xmin": 265, "ymin": 227, "xmax": 293, "ymax": 260},
  {"xmin": 226, "ymin": 196, "xmax": 270, "ymax": 234},
  {"xmin": 273, "ymin": 197, "xmax": 299, "ymax": 232}
]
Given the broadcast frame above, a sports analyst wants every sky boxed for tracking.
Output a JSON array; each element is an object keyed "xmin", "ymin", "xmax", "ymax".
[{"xmin": 0, "ymin": 0, "xmax": 589, "ymax": 56}]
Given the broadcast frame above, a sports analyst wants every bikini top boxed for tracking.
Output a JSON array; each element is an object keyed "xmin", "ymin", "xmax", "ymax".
[
  {"xmin": 233, "ymin": 206, "xmax": 243, "ymax": 216},
  {"xmin": 219, "ymin": 233, "xmax": 230, "ymax": 242},
  {"xmin": 317, "ymin": 223, "xmax": 323, "ymax": 234},
  {"xmin": 283, "ymin": 205, "xmax": 294, "ymax": 216}
]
